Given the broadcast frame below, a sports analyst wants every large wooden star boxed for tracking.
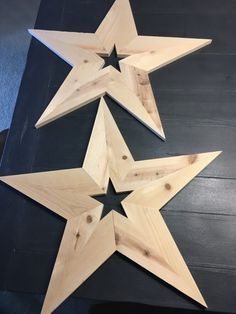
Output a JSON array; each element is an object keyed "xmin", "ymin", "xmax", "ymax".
[
  {"xmin": 29, "ymin": 0, "xmax": 211, "ymax": 139},
  {"xmin": 0, "ymin": 98, "xmax": 221, "ymax": 313}
]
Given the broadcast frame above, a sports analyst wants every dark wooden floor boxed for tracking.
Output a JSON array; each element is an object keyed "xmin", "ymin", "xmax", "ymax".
[{"xmin": 0, "ymin": 0, "xmax": 236, "ymax": 313}]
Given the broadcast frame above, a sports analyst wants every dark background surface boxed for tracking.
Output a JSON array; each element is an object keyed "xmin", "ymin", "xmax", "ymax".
[{"xmin": 0, "ymin": 0, "xmax": 236, "ymax": 313}]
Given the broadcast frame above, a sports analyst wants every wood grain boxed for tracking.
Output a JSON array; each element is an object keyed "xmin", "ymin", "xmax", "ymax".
[
  {"xmin": 29, "ymin": 0, "xmax": 211, "ymax": 140},
  {"xmin": 0, "ymin": 98, "xmax": 221, "ymax": 313},
  {"xmin": 35, "ymin": 66, "xmax": 164, "ymax": 139}
]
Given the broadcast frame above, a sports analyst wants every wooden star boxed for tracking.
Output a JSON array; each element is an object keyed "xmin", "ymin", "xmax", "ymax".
[
  {"xmin": 29, "ymin": 0, "xmax": 211, "ymax": 140},
  {"xmin": 0, "ymin": 98, "xmax": 221, "ymax": 313}
]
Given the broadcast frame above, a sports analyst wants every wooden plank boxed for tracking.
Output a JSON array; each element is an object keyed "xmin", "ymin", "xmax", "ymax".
[
  {"xmin": 95, "ymin": 0, "xmax": 137, "ymax": 54},
  {"xmin": 35, "ymin": 63, "xmax": 104, "ymax": 128},
  {"xmin": 94, "ymin": 115, "xmax": 228, "ymax": 180},
  {"xmin": 119, "ymin": 36, "xmax": 211, "ymax": 72},
  {"xmin": 113, "ymin": 210, "xmax": 206, "ymax": 307},
  {"xmin": 112, "ymin": 154, "xmax": 206, "ymax": 192},
  {"xmin": 0, "ymin": 169, "xmax": 103, "ymax": 220},
  {"xmin": 35, "ymin": 66, "xmax": 109, "ymax": 128},
  {"xmin": 107, "ymin": 80, "xmax": 163, "ymax": 138},
  {"xmin": 41, "ymin": 212, "xmax": 116, "ymax": 314},
  {"xmin": 28, "ymin": 29, "xmax": 106, "ymax": 65},
  {"xmin": 102, "ymin": 99, "xmax": 134, "ymax": 181},
  {"xmin": 119, "ymin": 63, "xmax": 165, "ymax": 139},
  {"xmin": 36, "ymin": 66, "xmax": 164, "ymax": 138},
  {"xmin": 122, "ymin": 152, "xmax": 221, "ymax": 209},
  {"xmin": 83, "ymin": 99, "xmax": 109, "ymax": 190},
  {"xmin": 149, "ymin": 120, "xmax": 232, "ymax": 179}
]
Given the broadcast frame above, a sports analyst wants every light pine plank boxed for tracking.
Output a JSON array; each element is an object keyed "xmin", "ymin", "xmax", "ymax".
[
  {"xmin": 83, "ymin": 99, "xmax": 109, "ymax": 190},
  {"xmin": 41, "ymin": 212, "xmax": 116, "ymax": 314},
  {"xmin": 35, "ymin": 67, "xmax": 110, "ymax": 128},
  {"xmin": 0, "ymin": 168, "xmax": 103, "ymax": 219},
  {"xmin": 115, "ymin": 209, "xmax": 206, "ymax": 306},
  {"xmin": 119, "ymin": 36, "xmax": 211, "ymax": 69},
  {"xmin": 119, "ymin": 62, "xmax": 165, "ymax": 139},
  {"xmin": 29, "ymin": 29, "xmax": 107, "ymax": 63},
  {"xmin": 103, "ymin": 99, "xmax": 134, "ymax": 181},
  {"xmin": 112, "ymin": 152, "xmax": 221, "ymax": 192},
  {"xmin": 35, "ymin": 63, "xmax": 104, "ymax": 128},
  {"xmin": 123, "ymin": 152, "xmax": 221, "ymax": 209},
  {"xmin": 36, "ymin": 66, "xmax": 164, "ymax": 138},
  {"xmin": 95, "ymin": 0, "xmax": 137, "ymax": 55}
]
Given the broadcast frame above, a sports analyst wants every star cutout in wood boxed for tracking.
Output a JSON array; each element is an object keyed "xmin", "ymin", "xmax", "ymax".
[
  {"xmin": 0, "ymin": 98, "xmax": 221, "ymax": 313},
  {"xmin": 29, "ymin": 0, "xmax": 211, "ymax": 140}
]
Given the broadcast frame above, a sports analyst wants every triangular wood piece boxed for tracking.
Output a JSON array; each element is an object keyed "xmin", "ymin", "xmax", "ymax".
[
  {"xmin": 28, "ymin": 29, "xmax": 107, "ymax": 65},
  {"xmin": 116, "ymin": 151, "xmax": 221, "ymax": 193},
  {"xmin": 114, "ymin": 210, "xmax": 207, "ymax": 307},
  {"xmin": 101, "ymin": 99, "xmax": 134, "ymax": 181},
  {"xmin": 83, "ymin": 100, "xmax": 109, "ymax": 189},
  {"xmin": 95, "ymin": 0, "xmax": 137, "ymax": 54},
  {"xmin": 41, "ymin": 212, "xmax": 116, "ymax": 314},
  {"xmin": 0, "ymin": 168, "xmax": 103, "ymax": 219},
  {"xmin": 115, "ymin": 208, "xmax": 207, "ymax": 306},
  {"xmin": 119, "ymin": 36, "xmax": 211, "ymax": 67},
  {"xmin": 0, "ymin": 99, "xmax": 222, "ymax": 313}
]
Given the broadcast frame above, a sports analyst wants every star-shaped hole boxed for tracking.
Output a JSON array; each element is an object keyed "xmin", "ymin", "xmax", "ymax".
[
  {"xmin": 103, "ymin": 47, "xmax": 121, "ymax": 71},
  {"xmin": 93, "ymin": 181, "xmax": 129, "ymax": 218}
]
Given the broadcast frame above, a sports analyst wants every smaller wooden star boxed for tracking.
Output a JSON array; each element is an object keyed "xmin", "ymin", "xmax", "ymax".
[
  {"xmin": 29, "ymin": 0, "xmax": 211, "ymax": 140},
  {"xmin": 0, "ymin": 98, "xmax": 221, "ymax": 313}
]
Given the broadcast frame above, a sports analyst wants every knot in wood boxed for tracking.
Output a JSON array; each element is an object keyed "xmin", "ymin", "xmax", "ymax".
[
  {"xmin": 115, "ymin": 233, "xmax": 120, "ymax": 245},
  {"xmin": 165, "ymin": 183, "xmax": 171, "ymax": 190},
  {"xmin": 188, "ymin": 154, "xmax": 197, "ymax": 164},
  {"xmin": 143, "ymin": 249, "xmax": 151, "ymax": 257},
  {"xmin": 86, "ymin": 215, "xmax": 93, "ymax": 223}
]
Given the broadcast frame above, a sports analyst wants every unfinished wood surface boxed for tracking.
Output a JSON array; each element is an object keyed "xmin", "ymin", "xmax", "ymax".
[
  {"xmin": 35, "ymin": 66, "xmax": 164, "ymax": 139},
  {"xmin": 29, "ymin": 0, "xmax": 211, "ymax": 140},
  {"xmin": 119, "ymin": 36, "xmax": 212, "ymax": 66},
  {"xmin": 95, "ymin": 0, "xmax": 137, "ymax": 54},
  {"xmin": 28, "ymin": 29, "xmax": 107, "ymax": 65},
  {"xmin": 113, "ymin": 210, "xmax": 206, "ymax": 307},
  {"xmin": 41, "ymin": 212, "xmax": 116, "ymax": 314},
  {"xmin": 29, "ymin": 0, "xmax": 211, "ymax": 62},
  {"xmin": 0, "ymin": 99, "xmax": 221, "ymax": 313},
  {"xmin": 119, "ymin": 63, "xmax": 165, "ymax": 139},
  {"xmin": 0, "ymin": 168, "xmax": 103, "ymax": 219}
]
